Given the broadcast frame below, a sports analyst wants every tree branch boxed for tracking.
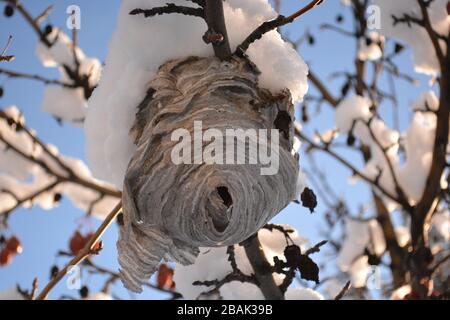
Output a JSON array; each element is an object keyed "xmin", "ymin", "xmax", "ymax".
[
  {"xmin": 296, "ymin": 126, "xmax": 406, "ymax": 206},
  {"xmin": 417, "ymin": 0, "xmax": 445, "ymax": 66},
  {"xmin": 0, "ymin": 0, "xmax": 53, "ymax": 47},
  {"xmin": 204, "ymin": 0, "xmax": 232, "ymax": 60},
  {"xmin": 0, "ymin": 110, "xmax": 122, "ymax": 216},
  {"xmin": 373, "ymin": 194, "xmax": 407, "ymax": 287},
  {"xmin": 412, "ymin": 32, "xmax": 450, "ymax": 248},
  {"xmin": 236, "ymin": 0, "xmax": 324, "ymax": 54},
  {"xmin": 308, "ymin": 71, "xmax": 340, "ymax": 107},
  {"xmin": 361, "ymin": 117, "xmax": 410, "ymax": 209},
  {"xmin": 80, "ymin": 258, "xmax": 182, "ymax": 299},
  {"xmin": 333, "ymin": 280, "xmax": 351, "ymax": 300},
  {"xmin": 0, "ymin": 0, "xmax": 97, "ymax": 102},
  {"xmin": 408, "ymin": 29, "xmax": 450, "ymax": 298},
  {"xmin": 0, "ymin": 35, "xmax": 15, "ymax": 63},
  {"xmin": 129, "ymin": 4, "xmax": 204, "ymax": 19},
  {"xmin": 1, "ymin": 180, "xmax": 60, "ymax": 217},
  {"xmin": 241, "ymin": 234, "xmax": 284, "ymax": 300},
  {"xmin": 0, "ymin": 68, "xmax": 76, "ymax": 88},
  {"xmin": 36, "ymin": 201, "xmax": 122, "ymax": 300}
]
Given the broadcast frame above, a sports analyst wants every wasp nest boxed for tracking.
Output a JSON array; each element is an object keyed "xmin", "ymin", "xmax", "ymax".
[{"xmin": 117, "ymin": 56, "xmax": 299, "ymax": 292}]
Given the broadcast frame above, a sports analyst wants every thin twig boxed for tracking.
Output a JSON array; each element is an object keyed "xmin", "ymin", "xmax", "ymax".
[
  {"xmin": 0, "ymin": 130, "xmax": 120, "ymax": 199},
  {"xmin": 35, "ymin": 5, "xmax": 54, "ymax": 24},
  {"xmin": 0, "ymin": 0, "xmax": 53, "ymax": 47},
  {"xmin": 30, "ymin": 278, "xmax": 39, "ymax": 300},
  {"xmin": 305, "ymin": 240, "xmax": 328, "ymax": 255},
  {"xmin": 308, "ymin": 71, "xmax": 340, "ymax": 107},
  {"xmin": 320, "ymin": 23, "xmax": 356, "ymax": 37},
  {"xmin": 334, "ymin": 281, "xmax": 351, "ymax": 300},
  {"xmin": 0, "ymin": 110, "xmax": 121, "ymax": 199},
  {"xmin": 193, "ymin": 271, "xmax": 256, "ymax": 297},
  {"xmin": 70, "ymin": 9, "xmax": 81, "ymax": 73},
  {"xmin": 417, "ymin": 0, "xmax": 445, "ymax": 66},
  {"xmin": 1, "ymin": 180, "xmax": 60, "ymax": 217},
  {"xmin": 204, "ymin": 0, "xmax": 232, "ymax": 60},
  {"xmin": 0, "ymin": 35, "xmax": 15, "ymax": 62},
  {"xmin": 0, "ymin": 0, "xmax": 96, "ymax": 103},
  {"xmin": 236, "ymin": 0, "xmax": 324, "ymax": 54},
  {"xmin": 79, "ymin": 258, "xmax": 182, "ymax": 298},
  {"xmin": 36, "ymin": 201, "xmax": 122, "ymax": 300},
  {"xmin": 360, "ymin": 117, "xmax": 411, "ymax": 210},
  {"xmin": 129, "ymin": 4, "xmax": 204, "ymax": 18},
  {"xmin": 0, "ymin": 68, "xmax": 75, "ymax": 87},
  {"xmin": 431, "ymin": 253, "xmax": 450, "ymax": 275},
  {"xmin": 296, "ymin": 126, "xmax": 404, "ymax": 205}
]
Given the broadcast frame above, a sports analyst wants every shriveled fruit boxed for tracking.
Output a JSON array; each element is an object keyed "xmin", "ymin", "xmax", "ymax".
[
  {"xmin": 301, "ymin": 188, "xmax": 318, "ymax": 213},
  {"xmin": 79, "ymin": 286, "xmax": 89, "ymax": 298},
  {"xmin": 157, "ymin": 264, "xmax": 175, "ymax": 290},
  {"xmin": 6, "ymin": 236, "xmax": 22, "ymax": 254},
  {"xmin": 0, "ymin": 249, "xmax": 13, "ymax": 266},
  {"xmin": 44, "ymin": 24, "xmax": 53, "ymax": 35},
  {"xmin": 4, "ymin": 5, "xmax": 14, "ymax": 18},
  {"xmin": 69, "ymin": 231, "xmax": 85, "ymax": 255}
]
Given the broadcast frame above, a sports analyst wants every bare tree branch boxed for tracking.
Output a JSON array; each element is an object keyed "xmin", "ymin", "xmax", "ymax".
[
  {"xmin": 296, "ymin": 126, "xmax": 406, "ymax": 206},
  {"xmin": 36, "ymin": 201, "xmax": 122, "ymax": 300},
  {"xmin": 35, "ymin": 5, "xmax": 54, "ymax": 24},
  {"xmin": 241, "ymin": 234, "xmax": 284, "ymax": 300},
  {"xmin": 334, "ymin": 280, "xmax": 351, "ymax": 300},
  {"xmin": 0, "ymin": 68, "xmax": 76, "ymax": 88},
  {"xmin": 361, "ymin": 117, "xmax": 411, "ymax": 210},
  {"xmin": 417, "ymin": 0, "xmax": 445, "ymax": 66},
  {"xmin": 204, "ymin": 0, "xmax": 232, "ymax": 60},
  {"xmin": 0, "ymin": 110, "xmax": 121, "ymax": 218},
  {"xmin": 0, "ymin": 35, "xmax": 15, "ymax": 62},
  {"xmin": 236, "ymin": 0, "xmax": 324, "ymax": 54},
  {"xmin": 0, "ymin": 0, "xmax": 53, "ymax": 47},
  {"xmin": 308, "ymin": 71, "xmax": 340, "ymax": 107},
  {"xmin": 1, "ymin": 180, "xmax": 59, "ymax": 217},
  {"xmin": 129, "ymin": 4, "xmax": 204, "ymax": 19}
]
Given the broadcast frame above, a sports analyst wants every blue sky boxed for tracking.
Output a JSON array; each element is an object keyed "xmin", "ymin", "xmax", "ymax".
[{"xmin": 0, "ymin": 0, "xmax": 431, "ymax": 299}]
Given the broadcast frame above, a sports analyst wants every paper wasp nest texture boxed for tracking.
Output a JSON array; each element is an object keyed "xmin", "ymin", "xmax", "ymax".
[
  {"xmin": 85, "ymin": 0, "xmax": 309, "ymax": 188},
  {"xmin": 117, "ymin": 56, "xmax": 299, "ymax": 292}
]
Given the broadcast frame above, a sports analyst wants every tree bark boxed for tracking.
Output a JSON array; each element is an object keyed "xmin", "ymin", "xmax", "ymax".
[
  {"xmin": 409, "ymin": 31, "xmax": 450, "ymax": 298},
  {"xmin": 204, "ymin": 0, "xmax": 232, "ymax": 60},
  {"xmin": 243, "ymin": 235, "xmax": 284, "ymax": 300},
  {"xmin": 373, "ymin": 194, "xmax": 407, "ymax": 288}
]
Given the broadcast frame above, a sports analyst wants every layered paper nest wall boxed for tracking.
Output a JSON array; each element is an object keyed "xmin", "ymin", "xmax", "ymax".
[{"xmin": 117, "ymin": 56, "xmax": 299, "ymax": 292}]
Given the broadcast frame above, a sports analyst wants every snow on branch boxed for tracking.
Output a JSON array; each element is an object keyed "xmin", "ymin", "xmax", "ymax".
[
  {"xmin": 87, "ymin": 0, "xmax": 310, "ymax": 187},
  {"xmin": 0, "ymin": 0, "xmax": 101, "ymax": 124},
  {"xmin": 236, "ymin": 0, "xmax": 324, "ymax": 54},
  {"xmin": 0, "ymin": 107, "xmax": 121, "ymax": 223},
  {"xmin": 374, "ymin": 0, "xmax": 449, "ymax": 76},
  {"xmin": 175, "ymin": 225, "xmax": 324, "ymax": 300},
  {"xmin": 295, "ymin": 125, "xmax": 404, "ymax": 206}
]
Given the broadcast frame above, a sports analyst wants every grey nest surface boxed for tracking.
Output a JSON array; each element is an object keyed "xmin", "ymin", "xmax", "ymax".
[{"xmin": 117, "ymin": 56, "xmax": 299, "ymax": 292}]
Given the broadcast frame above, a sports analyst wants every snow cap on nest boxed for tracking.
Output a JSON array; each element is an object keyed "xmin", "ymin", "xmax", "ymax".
[{"xmin": 85, "ymin": 0, "xmax": 309, "ymax": 187}]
